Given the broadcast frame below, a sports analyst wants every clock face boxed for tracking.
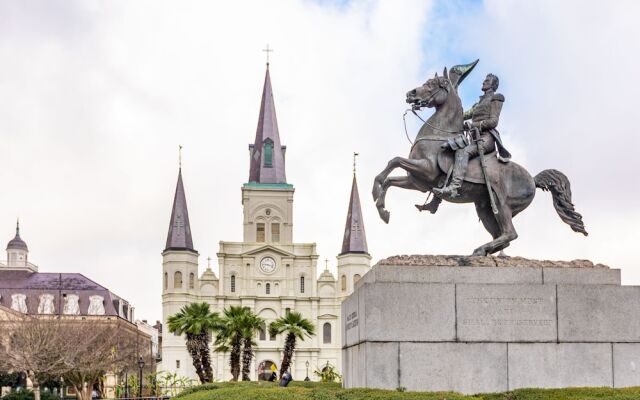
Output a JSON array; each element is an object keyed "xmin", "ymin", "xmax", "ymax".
[{"xmin": 260, "ymin": 257, "xmax": 276, "ymax": 274}]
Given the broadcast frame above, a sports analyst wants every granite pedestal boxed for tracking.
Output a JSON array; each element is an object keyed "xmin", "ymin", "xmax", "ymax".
[{"xmin": 342, "ymin": 256, "xmax": 639, "ymax": 394}]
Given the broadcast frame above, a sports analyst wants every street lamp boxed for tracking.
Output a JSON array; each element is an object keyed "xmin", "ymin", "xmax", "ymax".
[
  {"xmin": 137, "ymin": 357, "xmax": 145, "ymax": 399},
  {"xmin": 304, "ymin": 361, "xmax": 310, "ymax": 381}
]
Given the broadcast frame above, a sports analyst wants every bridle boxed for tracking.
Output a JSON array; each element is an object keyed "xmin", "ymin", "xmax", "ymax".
[{"xmin": 403, "ymin": 84, "xmax": 462, "ymax": 146}]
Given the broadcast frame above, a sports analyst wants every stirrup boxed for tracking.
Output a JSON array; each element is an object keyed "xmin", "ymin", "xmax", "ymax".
[{"xmin": 433, "ymin": 185, "xmax": 459, "ymax": 198}]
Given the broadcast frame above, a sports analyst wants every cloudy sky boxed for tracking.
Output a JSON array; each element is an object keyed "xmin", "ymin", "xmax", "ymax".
[{"xmin": 2, "ymin": 0, "xmax": 639, "ymax": 321}]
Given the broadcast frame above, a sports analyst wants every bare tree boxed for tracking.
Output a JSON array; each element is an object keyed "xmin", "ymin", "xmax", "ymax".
[
  {"xmin": 0, "ymin": 317, "xmax": 149, "ymax": 400},
  {"xmin": 0, "ymin": 318, "xmax": 72, "ymax": 400},
  {"xmin": 62, "ymin": 320, "xmax": 142, "ymax": 400}
]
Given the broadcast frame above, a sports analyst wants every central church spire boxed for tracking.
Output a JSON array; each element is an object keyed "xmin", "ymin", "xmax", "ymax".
[{"xmin": 248, "ymin": 65, "xmax": 287, "ymax": 184}]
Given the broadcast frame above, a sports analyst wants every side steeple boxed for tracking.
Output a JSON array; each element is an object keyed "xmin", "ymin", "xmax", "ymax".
[
  {"xmin": 165, "ymin": 166, "xmax": 195, "ymax": 252},
  {"xmin": 337, "ymin": 154, "xmax": 371, "ymax": 297},
  {"xmin": 340, "ymin": 171, "xmax": 368, "ymax": 255},
  {"xmin": 248, "ymin": 64, "xmax": 287, "ymax": 184}
]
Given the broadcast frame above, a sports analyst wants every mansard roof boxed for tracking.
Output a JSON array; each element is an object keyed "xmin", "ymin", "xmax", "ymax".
[
  {"xmin": 165, "ymin": 168, "xmax": 196, "ymax": 252},
  {"xmin": 248, "ymin": 65, "xmax": 287, "ymax": 184},
  {"xmin": 0, "ymin": 270, "xmax": 129, "ymax": 318},
  {"xmin": 340, "ymin": 174, "xmax": 368, "ymax": 255}
]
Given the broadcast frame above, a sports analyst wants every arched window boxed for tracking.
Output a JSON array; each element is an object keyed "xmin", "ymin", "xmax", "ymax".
[
  {"xmin": 266, "ymin": 283, "xmax": 271, "ymax": 295},
  {"xmin": 231, "ymin": 275, "xmax": 236, "ymax": 293},
  {"xmin": 259, "ymin": 324, "xmax": 266, "ymax": 341},
  {"xmin": 354, "ymin": 274, "xmax": 361, "ymax": 285},
  {"xmin": 189, "ymin": 273, "xmax": 195, "ymax": 289},
  {"xmin": 341, "ymin": 275, "xmax": 347, "ymax": 291},
  {"xmin": 271, "ymin": 223, "xmax": 280, "ymax": 242},
  {"xmin": 300, "ymin": 276, "xmax": 305, "ymax": 293},
  {"xmin": 323, "ymin": 322, "xmax": 332, "ymax": 344},
  {"xmin": 263, "ymin": 139, "xmax": 274, "ymax": 167},
  {"xmin": 174, "ymin": 271, "xmax": 183, "ymax": 289},
  {"xmin": 256, "ymin": 223, "xmax": 265, "ymax": 242},
  {"xmin": 163, "ymin": 272, "xmax": 168, "ymax": 290}
]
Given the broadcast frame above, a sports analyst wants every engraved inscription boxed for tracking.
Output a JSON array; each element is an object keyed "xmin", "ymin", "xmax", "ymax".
[
  {"xmin": 457, "ymin": 286, "xmax": 556, "ymax": 341},
  {"xmin": 461, "ymin": 296, "xmax": 552, "ymax": 327},
  {"xmin": 345, "ymin": 311, "xmax": 358, "ymax": 330},
  {"xmin": 462, "ymin": 319, "xmax": 553, "ymax": 326}
]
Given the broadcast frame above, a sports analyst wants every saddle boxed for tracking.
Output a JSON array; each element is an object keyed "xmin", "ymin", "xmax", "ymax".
[{"xmin": 437, "ymin": 149, "xmax": 506, "ymax": 200}]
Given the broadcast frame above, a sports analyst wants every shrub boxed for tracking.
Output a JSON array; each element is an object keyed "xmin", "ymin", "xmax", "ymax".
[
  {"xmin": 173, "ymin": 383, "xmax": 221, "ymax": 398},
  {"xmin": 1, "ymin": 390, "xmax": 59, "ymax": 400},
  {"xmin": 172, "ymin": 382, "xmax": 640, "ymax": 400},
  {"xmin": 0, "ymin": 372, "xmax": 23, "ymax": 388},
  {"xmin": 313, "ymin": 364, "xmax": 341, "ymax": 383}
]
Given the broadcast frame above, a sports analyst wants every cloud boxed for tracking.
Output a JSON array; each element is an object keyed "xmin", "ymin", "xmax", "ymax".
[{"xmin": 1, "ymin": 0, "xmax": 638, "ymax": 321}]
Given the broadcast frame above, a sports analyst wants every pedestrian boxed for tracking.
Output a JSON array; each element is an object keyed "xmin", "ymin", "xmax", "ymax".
[{"xmin": 279, "ymin": 370, "xmax": 293, "ymax": 387}]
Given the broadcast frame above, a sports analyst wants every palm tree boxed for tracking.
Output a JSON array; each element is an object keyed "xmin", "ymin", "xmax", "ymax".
[
  {"xmin": 167, "ymin": 302, "xmax": 220, "ymax": 383},
  {"xmin": 214, "ymin": 305, "xmax": 250, "ymax": 381},
  {"xmin": 240, "ymin": 312, "xmax": 264, "ymax": 381},
  {"xmin": 269, "ymin": 311, "xmax": 316, "ymax": 378}
]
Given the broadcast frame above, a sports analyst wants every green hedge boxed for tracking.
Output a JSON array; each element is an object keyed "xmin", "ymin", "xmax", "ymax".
[
  {"xmin": 175, "ymin": 382, "xmax": 640, "ymax": 400},
  {"xmin": 1, "ymin": 390, "xmax": 60, "ymax": 400}
]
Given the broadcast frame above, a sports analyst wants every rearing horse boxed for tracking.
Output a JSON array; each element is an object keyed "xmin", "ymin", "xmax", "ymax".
[{"xmin": 372, "ymin": 61, "xmax": 587, "ymax": 256}]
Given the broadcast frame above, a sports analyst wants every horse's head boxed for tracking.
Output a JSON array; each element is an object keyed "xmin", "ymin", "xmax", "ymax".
[
  {"xmin": 406, "ymin": 71, "xmax": 452, "ymax": 109},
  {"xmin": 406, "ymin": 60, "xmax": 479, "ymax": 109}
]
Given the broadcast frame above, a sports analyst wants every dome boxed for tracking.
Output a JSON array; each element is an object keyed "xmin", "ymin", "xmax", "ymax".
[
  {"xmin": 7, "ymin": 234, "xmax": 28, "ymax": 252},
  {"xmin": 6, "ymin": 221, "xmax": 28, "ymax": 252},
  {"xmin": 318, "ymin": 269, "xmax": 335, "ymax": 282}
]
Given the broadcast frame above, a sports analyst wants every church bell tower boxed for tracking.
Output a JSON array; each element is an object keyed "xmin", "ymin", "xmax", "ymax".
[
  {"xmin": 242, "ymin": 63, "xmax": 294, "ymax": 246},
  {"xmin": 161, "ymin": 162, "xmax": 199, "ymax": 374},
  {"xmin": 337, "ymin": 158, "xmax": 371, "ymax": 298}
]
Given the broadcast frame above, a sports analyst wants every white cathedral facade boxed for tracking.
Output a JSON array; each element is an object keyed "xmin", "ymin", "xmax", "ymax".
[{"xmin": 159, "ymin": 64, "xmax": 370, "ymax": 381}]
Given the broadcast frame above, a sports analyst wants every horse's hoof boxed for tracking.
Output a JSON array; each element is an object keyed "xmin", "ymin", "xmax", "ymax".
[
  {"xmin": 415, "ymin": 204, "xmax": 424, "ymax": 212},
  {"xmin": 382, "ymin": 210, "xmax": 390, "ymax": 224},
  {"xmin": 472, "ymin": 248, "xmax": 488, "ymax": 256}
]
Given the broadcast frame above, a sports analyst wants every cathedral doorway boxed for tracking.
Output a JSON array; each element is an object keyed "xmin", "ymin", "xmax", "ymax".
[{"xmin": 257, "ymin": 360, "xmax": 278, "ymax": 381}]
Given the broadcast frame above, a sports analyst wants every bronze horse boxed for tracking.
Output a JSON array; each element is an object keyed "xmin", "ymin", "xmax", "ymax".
[{"xmin": 372, "ymin": 61, "xmax": 587, "ymax": 256}]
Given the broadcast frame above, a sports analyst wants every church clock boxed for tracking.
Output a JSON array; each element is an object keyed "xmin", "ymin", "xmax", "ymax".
[{"xmin": 259, "ymin": 257, "xmax": 276, "ymax": 274}]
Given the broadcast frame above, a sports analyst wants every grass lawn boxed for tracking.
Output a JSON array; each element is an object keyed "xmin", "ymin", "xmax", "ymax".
[{"xmin": 174, "ymin": 381, "xmax": 640, "ymax": 400}]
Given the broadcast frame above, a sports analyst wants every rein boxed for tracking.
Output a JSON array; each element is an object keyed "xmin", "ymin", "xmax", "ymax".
[{"xmin": 403, "ymin": 108, "xmax": 462, "ymax": 147}]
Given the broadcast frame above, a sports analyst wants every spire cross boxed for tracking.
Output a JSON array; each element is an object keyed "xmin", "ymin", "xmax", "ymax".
[
  {"xmin": 352, "ymin": 220, "xmax": 360, "ymax": 239},
  {"xmin": 179, "ymin": 145, "xmax": 183, "ymax": 169},
  {"xmin": 324, "ymin": 258, "xmax": 329, "ymax": 271},
  {"xmin": 353, "ymin": 152, "xmax": 359, "ymax": 175},
  {"xmin": 262, "ymin": 44, "xmax": 274, "ymax": 65},
  {"xmin": 16, "ymin": 218, "xmax": 20, "ymax": 235},
  {"xmin": 207, "ymin": 256, "xmax": 211, "ymax": 269}
]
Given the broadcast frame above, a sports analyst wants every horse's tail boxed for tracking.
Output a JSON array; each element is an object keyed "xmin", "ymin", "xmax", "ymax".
[{"xmin": 534, "ymin": 169, "xmax": 588, "ymax": 236}]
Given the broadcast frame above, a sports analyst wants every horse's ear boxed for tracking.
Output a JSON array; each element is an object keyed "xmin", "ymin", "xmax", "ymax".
[{"xmin": 443, "ymin": 67, "xmax": 448, "ymax": 79}]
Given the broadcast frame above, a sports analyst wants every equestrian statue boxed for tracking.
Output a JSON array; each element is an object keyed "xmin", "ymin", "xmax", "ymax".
[{"xmin": 371, "ymin": 60, "xmax": 587, "ymax": 256}]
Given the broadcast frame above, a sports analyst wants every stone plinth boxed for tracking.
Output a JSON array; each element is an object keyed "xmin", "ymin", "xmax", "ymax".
[{"xmin": 342, "ymin": 255, "xmax": 637, "ymax": 394}]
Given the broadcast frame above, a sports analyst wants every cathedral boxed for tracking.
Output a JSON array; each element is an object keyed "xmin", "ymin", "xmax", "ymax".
[{"xmin": 159, "ymin": 64, "xmax": 370, "ymax": 381}]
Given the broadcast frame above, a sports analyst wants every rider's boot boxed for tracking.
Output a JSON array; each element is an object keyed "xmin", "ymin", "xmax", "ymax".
[
  {"xmin": 415, "ymin": 195, "xmax": 442, "ymax": 214},
  {"xmin": 433, "ymin": 149, "xmax": 469, "ymax": 197}
]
